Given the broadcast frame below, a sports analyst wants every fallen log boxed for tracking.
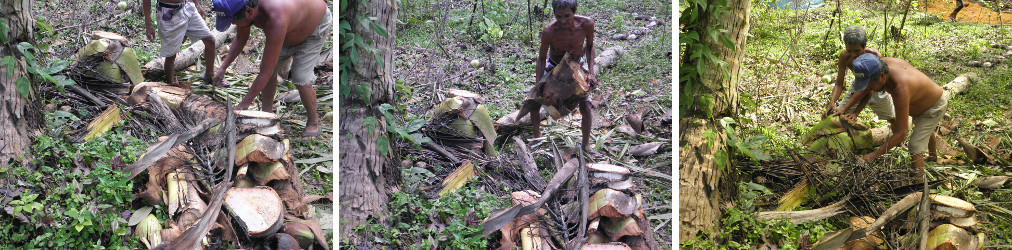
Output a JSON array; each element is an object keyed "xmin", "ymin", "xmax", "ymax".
[
  {"xmin": 756, "ymin": 195, "xmax": 851, "ymax": 224},
  {"xmin": 593, "ymin": 46, "xmax": 625, "ymax": 76},
  {"xmin": 145, "ymin": 26, "xmax": 236, "ymax": 72}
]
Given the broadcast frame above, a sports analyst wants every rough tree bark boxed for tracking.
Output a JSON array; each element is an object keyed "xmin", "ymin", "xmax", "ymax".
[
  {"xmin": 679, "ymin": 0, "xmax": 750, "ymax": 242},
  {"xmin": 0, "ymin": 0, "xmax": 42, "ymax": 168},
  {"xmin": 338, "ymin": 0, "xmax": 398, "ymax": 245}
]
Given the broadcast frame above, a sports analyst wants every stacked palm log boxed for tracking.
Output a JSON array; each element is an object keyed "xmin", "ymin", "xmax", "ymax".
[
  {"xmin": 581, "ymin": 163, "xmax": 658, "ymax": 250},
  {"xmin": 490, "ymin": 162, "xmax": 659, "ymax": 250},
  {"xmin": 812, "ymin": 193, "xmax": 986, "ymax": 249},
  {"xmin": 125, "ymin": 88, "xmax": 327, "ymax": 249}
]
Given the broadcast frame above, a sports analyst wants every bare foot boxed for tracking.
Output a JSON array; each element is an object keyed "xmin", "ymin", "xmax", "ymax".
[
  {"xmin": 583, "ymin": 146, "xmax": 603, "ymax": 158},
  {"xmin": 302, "ymin": 123, "xmax": 321, "ymax": 138}
]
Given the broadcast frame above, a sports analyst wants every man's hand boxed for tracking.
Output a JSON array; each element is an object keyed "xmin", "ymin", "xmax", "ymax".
[
  {"xmin": 822, "ymin": 105, "xmax": 835, "ymax": 118},
  {"xmin": 861, "ymin": 153, "xmax": 876, "ymax": 165},
  {"xmin": 587, "ymin": 74, "xmax": 598, "ymax": 89},
  {"xmin": 145, "ymin": 25, "xmax": 156, "ymax": 41}
]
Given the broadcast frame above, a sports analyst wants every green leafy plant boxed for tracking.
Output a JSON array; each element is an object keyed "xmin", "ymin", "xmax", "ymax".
[
  {"xmin": 356, "ymin": 187, "xmax": 505, "ymax": 249},
  {"xmin": 681, "ymin": 181, "xmax": 838, "ymax": 249},
  {"xmin": 339, "ymin": 0, "xmax": 389, "ymax": 106},
  {"xmin": 679, "ymin": 0, "xmax": 736, "ymax": 117},
  {"xmin": 9, "ymin": 193, "xmax": 43, "ymax": 217},
  {"xmin": 720, "ymin": 117, "xmax": 772, "ymax": 165}
]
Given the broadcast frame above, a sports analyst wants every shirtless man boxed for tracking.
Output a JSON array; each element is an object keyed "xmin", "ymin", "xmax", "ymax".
[
  {"xmin": 823, "ymin": 26, "xmax": 893, "ymax": 121},
  {"xmin": 835, "ymin": 54, "xmax": 948, "ymax": 177},
  {"xmin": 532, "ymin": 0, "xmax": 599, "ymax": 156},
  {"xmin": 211, "ymin": 0, "xmax": 330, "ymax": 137},
  {"xmin": 143, "ymin": 0, "xmax": 216, "ymax": 85}
]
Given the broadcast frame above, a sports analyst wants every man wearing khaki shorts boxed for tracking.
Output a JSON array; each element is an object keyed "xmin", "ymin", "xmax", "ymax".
[
  {"xmin": 836, "ymin": 54, "xmax": 947, "ymax": 178},
  {"xmin": 143, "ymin": 0, "xmax": 217, "ymax": 86},
  {"xmin": 211, "ymin": 0, "xmax": 330, "ymax": 137}
]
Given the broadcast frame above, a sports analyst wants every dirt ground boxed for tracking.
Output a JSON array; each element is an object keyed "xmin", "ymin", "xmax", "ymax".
[{"xmin": 920, "ymin": 0, "xmax": 1012, "ymax": 24}]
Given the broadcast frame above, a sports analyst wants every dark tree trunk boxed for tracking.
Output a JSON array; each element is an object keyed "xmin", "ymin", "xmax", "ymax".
[
  {"xmin": 338, "ymin": 0, "xmax": 398, "ymax": 245},
  {"xmin": 679, "ymin": 0, "xmax": 750, "ymax": 242},
  {"xmin": 0, "ymin": 0, "xmax": 42, "ymax": 168}
]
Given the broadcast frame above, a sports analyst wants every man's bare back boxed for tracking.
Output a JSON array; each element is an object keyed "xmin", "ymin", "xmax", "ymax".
[
  {"xmin": 874, "ymin": 58, "xmax": 943, "ymax": 117},
  {"xmin": 240, "ymin": 0, "xmax": 326, "ymax": 46}
]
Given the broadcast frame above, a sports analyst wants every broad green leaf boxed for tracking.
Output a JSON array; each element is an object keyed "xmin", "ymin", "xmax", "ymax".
[
  {"xmin": 349, "ymin": 47, "xmax": 359, "ymax": 65},
  {"xmin": 715, "ymin": 149, "xmax": 727, "ymax": 171},
  {"xmin": 2, "ymin": 56, "xmax": 14, "ymax": 78},
  {"xmin": 45, "ymin": 60, "xmax": 71, "ymax": 75},
  {"xmin": 363, "ymin": 116, "xmax": 377, "ymax": 136},
  {"xmin": 370, "ymin": 22, "xmax": 388, "ymax": 37},
  {"xmin": 16, "ymin": 77, "xmax": 30, "ymax": 98},
  {"xmin": 403, "ymin": 119, "xmax": 425, "ymax": 133},
  {"xmin": 720, "ymin": 34, "xmax": 735, "ymax": 50},
  {"xmin": 377, "ymin": 136, "xmax": 389, "ymax": 156}
]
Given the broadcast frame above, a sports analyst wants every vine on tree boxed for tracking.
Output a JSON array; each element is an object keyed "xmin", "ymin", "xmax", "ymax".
[{"xmin": 679, "ymin": 0, "xmax": 735, "ymax": 118}]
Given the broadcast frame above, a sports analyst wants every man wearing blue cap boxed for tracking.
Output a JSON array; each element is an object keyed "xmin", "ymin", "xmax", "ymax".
[
  {"xmin": 142, "ymin": 0, "xmax": 217, "ymax": 86},
  {"xmin": 210, "ymin": 0, "xmax": 330, "ymax": 137},
  {"xmin": 835, "ymin": 54, "xmax": 948, "ymax": 177}
]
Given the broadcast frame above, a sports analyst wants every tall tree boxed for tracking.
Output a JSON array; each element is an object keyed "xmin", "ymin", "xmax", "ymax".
[
  {"xmin": 338, "ymin": 0, "xmax": 397, "ymax": 245},
  {"xmin": 0, "ymin": 0, "xmax": 42, "ymax": 168},
  {"xmin": 678, "ymin": 0, "xmax": 750, "ymax": 242}
]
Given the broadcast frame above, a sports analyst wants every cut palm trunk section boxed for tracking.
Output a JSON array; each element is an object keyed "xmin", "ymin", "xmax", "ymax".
[
  {"xmin": 251, "ymin": 162, "xmax": 290, "ymax": 186},
  {"xmin": 282, "ymin": 222, "xmax": 315, "ymax": 249},
  {"xmin": 588, "ymin": 188, "xmax": 637, "ymax": 220},
  {"xmin": 235, "ymin": 134, "xmax": 285, "ymax": 166},
  {"xmin": 600, "ymin": 216, "xmax": 643, "ymax": 241},
  {"xmin": 131, "ymin": 82, "xmax": 191, "ymax": 108},
  {"xmin": 517, "ymin": 53, "xmax": 591, "ymax": 121},
  {"xmin": 438, "ymin": 161, "xmax": 476, "ymax": 197},
  {"xmin": 75, "ymin": 31, "xmax": 144, "ymax": 85},
  {"xmin": 84, "ymin": 105, "xmax": 121, "ymax": 141},
  {"xmin": 927, "ymin": 224, "xmax": 978, "ymax": 250},
  {"xmin": 589, "ymin": 163, "xmax": 633, "ymax": 190},
  {"xmin": 224, "ymin": 187, "xmax": 284, "ymax": 238},
  {"xmin": 429, "ymin": 89, "xmax": 499, "ymax": 156},
  {"xmin": 582, "ymin": 242, "xmax": 631, "ymax": 250},
  {"xmin": 931, "ymin": 194, "xmax": 977, "ymax": 218},
  {"xmin": 135, "ymin": 214, "xmax": 163, "ymax": 249}
]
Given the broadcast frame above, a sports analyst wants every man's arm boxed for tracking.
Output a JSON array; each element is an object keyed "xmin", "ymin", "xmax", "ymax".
[
  {"xmin": 191, "ymin": 0, "xmax": 206, "ymax": 17},
  {"xmin": 142, "ymin": 0, "xmax": 156, "ymax": 41},
  {"xmin": 865, "ymin": 48, "xmax": 882, "ymax": 58},
  {"xmin": 584, "ymin": 18, "xmax": 597, "ymax": 88},
  {"xmin": 237, "ymin": 20, "xmax": 288, "ymax": 109},
  {"xmin": 865, "ymin": 85, "xmax": 910, "ymax": 162},
  {"xmin": 837, "ymin": 88, "xmax": 870, "ymax": 116},
  {"xmin": 825, "ymin": 52, "xmax": 849, "ymax": 118},
  {"xmin": 535, "ymin": 29, "xmax": 550, "ymax": 83},
  {"xmin": 214, "ymin": 25, "xmax": 251, "ymax": 85}
]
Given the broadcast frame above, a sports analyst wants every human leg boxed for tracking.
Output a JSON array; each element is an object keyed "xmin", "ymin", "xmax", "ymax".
[
  {"xmin": 579, "ymin": 100, "xmax": 602, "ymax": 157},
  {"xmin": 201, "ymin": 36, "xmax": 216, "ymax": 83},
  {"xmin": 165, "ymin": 55, "xmax": 177, "ymax": 84},
  {"xmin": 296, "ymin": 84, "xmax": 320, "ymax": 137}
]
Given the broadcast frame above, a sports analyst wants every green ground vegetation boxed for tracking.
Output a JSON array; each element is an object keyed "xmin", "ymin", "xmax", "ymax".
[{"xmin": 683, "ymin": 0, "xmax": 1012, "ymax": 247}]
